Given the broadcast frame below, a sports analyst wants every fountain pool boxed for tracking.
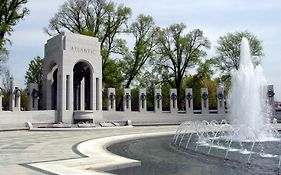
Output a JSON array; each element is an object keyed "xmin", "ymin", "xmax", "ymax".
[
  {"xmin": 172, "ymin": 120, "xmax": 281, "ymax": 168},
  {"xmin": 108, "ymin": 134, "xmax": 281, "ymax": 175},
  {"xmin": 171, "ymin": 38, "xmax": 280, "ymax": 172},
  {"xmin": 104, "ymin": 38, "xmax": 281, "ymax": 175}
]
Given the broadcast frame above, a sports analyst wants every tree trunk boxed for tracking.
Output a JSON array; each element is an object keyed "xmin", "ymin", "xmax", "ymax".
[{"xmin": 176, "ymin": 79, "xmax": 182, "ymax": 109}]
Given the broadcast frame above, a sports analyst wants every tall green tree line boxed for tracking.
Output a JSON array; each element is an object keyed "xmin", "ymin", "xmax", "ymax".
[{"xmin": 43, "ymin": 0, "xmax": 264, "ymax": 110}]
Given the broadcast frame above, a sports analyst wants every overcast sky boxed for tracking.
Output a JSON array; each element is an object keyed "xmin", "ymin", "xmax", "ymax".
[{"xmin": 4, "ymin": 0, "xmax": 281, "ymax": 100}]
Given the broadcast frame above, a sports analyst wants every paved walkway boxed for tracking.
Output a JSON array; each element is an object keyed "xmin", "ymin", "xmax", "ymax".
[{"xmin": 0, "ymin": 126, "xmax": 177, "ymax": 175}]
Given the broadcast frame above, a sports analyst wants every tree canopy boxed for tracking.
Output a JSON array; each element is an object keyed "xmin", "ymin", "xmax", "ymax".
[
  {"xmin": 43, "ymin": 0, "xmax": 266, "ymax": 110},
  {"xmin": 0, "ymin": 0, "xmax": 29, "ymax": 77},
  {"xmin": 121, "ymin": 14, "xmax": 159, "ymax": 88},
  {"xmin": 24, "ymin": 56, "xmax": 43, "ymax": 87},
  {"xmin": 213, "ymin": 31, "xmax": 263, "ymax": 84},
  {"xmin": 0, "ymin": 0, "xmax": 29, "ymax": 50},
  {"xmin": 155, "ymin": 23, "xmax": 210, "ymax": 102},
  {"xmin": 45, "ymin": 0, "xmax": 132, "ymax": 86}
]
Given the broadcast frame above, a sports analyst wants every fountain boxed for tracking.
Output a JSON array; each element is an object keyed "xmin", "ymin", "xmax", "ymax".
[
  {"xmin": 229, "ymin": 37, "xmax": 271, "ymax": 140},
  {"xmin": 172, "ymin": 38, "xmax": 281, "ymax": 170},
  {"xmin": 106, "ymin": 38, "xmax": 281, "ymax": 175}
]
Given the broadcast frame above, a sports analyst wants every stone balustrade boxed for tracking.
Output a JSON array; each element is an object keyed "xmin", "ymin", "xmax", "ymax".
[
  {"xmin": 102, "ymin": 85, "xmax": 277, "ymax": 114},
  {"xmin": 0, "ymin": 84, "xmax": 277, "ymax": 115}
]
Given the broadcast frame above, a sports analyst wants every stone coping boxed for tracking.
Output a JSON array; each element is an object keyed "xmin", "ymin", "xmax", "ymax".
[
  {"xmin": 29, "ymin": 125, "xmax": 133, "ymax": 131},
  {"xmin": 28, "ymin": 131, "xmax": 174, "ymax": 174}
]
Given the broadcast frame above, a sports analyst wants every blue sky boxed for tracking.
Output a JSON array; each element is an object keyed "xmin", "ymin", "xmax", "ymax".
[{"xmin": 4, "ymin": 0, "xmax": 281, "ymax": 100}]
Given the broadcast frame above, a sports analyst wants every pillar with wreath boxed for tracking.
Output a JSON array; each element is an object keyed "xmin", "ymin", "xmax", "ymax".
[{"xmin": 9, "ymin": 78, "xmax": 22, "ymax": 111}]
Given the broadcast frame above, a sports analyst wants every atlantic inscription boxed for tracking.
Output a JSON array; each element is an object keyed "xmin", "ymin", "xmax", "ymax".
[{"xmin": 71, "ymin": 46, "xmax": 95, "ymax": 54}]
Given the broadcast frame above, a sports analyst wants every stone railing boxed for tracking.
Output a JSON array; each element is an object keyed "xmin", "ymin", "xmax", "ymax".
[
  {"xmin": 0, "ymin": 80, "xmax": 39, "ymax": 112},
  {"xmin": 0, "ymin": 84, "xmax": 276, "ymax": 115},
  {"xmin": 106, "ymin": 85, "xmax": 276, "ymax": 114}
]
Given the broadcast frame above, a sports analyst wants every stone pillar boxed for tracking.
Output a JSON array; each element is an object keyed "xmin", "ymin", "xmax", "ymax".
[
  {"xmin": 80, "ymin": 78, "xmax": 85, "ymax": 110},
  {"xmin": 107, "ymin": 88, "xmax": 116, "ymax": 111},
  {"xmin": 28, "ymin": 83, "xmax": 39, "ymax": 111},
  {"xmin": 154, "ymin": 89, "xmax": 162, "ymax": 113},
  {"xmin": 185, "ymin": 88, "xmax": 193, "ymax": 114},
  {"xmin": 201, "ymin": 88, "xmax": 209, "ymax": 114},
  {"xmin": 267, "ymin": 85, "xmax": 275, "ymax": 114},
  {"xmin": 170, "ymin": 89, "xmax": 178, "ymax": 113},
  {"xmin": 139, "ymin": 88, "xmax": 147, "ymax": 112},
  {"xmin": 9, "ymin": 78, "xmax": 21, "ymax": 111},
  {"xmin": 0, "ymin": 87, "xmax": 3, "ymax": 111},
  {"xmin": 123, "ymin": 88, "xmax": 131, "ymax": 112},
  {"xmin": 216, "ymin": 86, "xmax": 225, "ymax": 114}
]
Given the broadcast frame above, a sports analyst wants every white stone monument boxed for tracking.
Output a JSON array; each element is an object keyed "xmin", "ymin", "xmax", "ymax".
[
  {"xmin": 267, "ymin": 85, "xmax": 275, "ymax": 114},
  {"xmin": 185, "ymin": 88, "xmax": 193, "ymax": 114},
  {"xmin": 139, "ymin": 88, "xmax": 147, "ymax": 112},
  {"xmin": 9, "ymin": 78, "xmax": 21, "ymax": 111},
  {"xmin": 0, "ymin": 87, "xmax": 3, "ymax": 111},
  {"xmin": 154, "ymin": 89, "xmax": 162, "ymax": 113},
  {"xmin": 216, "ymin": 86, "xmax": 225, "ymax": 114},
  {"xmin": 108, "ymin": 88, "xmax": 116, "ymax": 111},
  {"xmin": 43, "ymin": 32, "xmax": 102, "ymax": 123},
  {"xmin": 123, "ymin": 88, "xmax": 131, "ymax": 112},
  {"xmin": 28, "ymin": 83, "xmax": 39, "ymax": 111},
  {"xmin": 170, "ymin": 89, "xmax": 178, "ymax": 113},
  {"xmin": 201, "ymin": 88, "xmax": 209, "ymax": 114}
]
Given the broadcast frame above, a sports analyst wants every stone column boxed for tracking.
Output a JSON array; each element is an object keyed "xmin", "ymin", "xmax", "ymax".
[
  {"xmin": 28, "ymin": 83, "xmax": 39, "ymax": 111},
  {"xmin": 139, "ymin": 88, "xmax": 147, "ymax": 112},
  {"xmin": 201, "ymin": 88, "xmax": 209, "ymax": 114},
  {"xmin": 170, "ymin": 89, "xmax": 178, "ymax": 113},
  {"xmin": 216, "ymin": 86, "xmax": 225, "ymax": 114},
  {"xmin": 9, "ymin": 78, "xmax": 21, "ymax": 111},
  {"xmin": 80, "ymin": 78, "xmax": 85, "ymax": 110},
  {"xmin": 107, "ymin": 88, "xmax": 116, "ymax": 111},
  {"xmin": 154, "ymin": 89, "xmax": 162, "ymax": 113},
  {"xmin": 267, "ymin": 85, "xmax": 275, "ymax": 114},
  {"xmin": 0, "ymin": 87, "xmax": 3, "ymax": 111},
  {"xmin": 185, "ymin": 88, "xmax": 193, "ymax": 114},
  {"xmin": 123, "ymin": 88, "xmax": 131, "ymax": 112}
]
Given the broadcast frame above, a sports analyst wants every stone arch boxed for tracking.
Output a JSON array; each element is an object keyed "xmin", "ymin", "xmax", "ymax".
[
  {"xmin": 47, "ymin": 63, "xmax": 58, "ymax": 110},
  {"xmin": 43, "ymin": 33, "xmax": 103, "ymax": 123},
  {"xmin": 73, "ymin": 60, "xmax": 94, "ymax": 110}
]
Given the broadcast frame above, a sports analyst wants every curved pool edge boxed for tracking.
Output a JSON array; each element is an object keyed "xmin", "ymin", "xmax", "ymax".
[{"xmin": 28, "ymin": 131, "xmax": 174, "ymax": 175}]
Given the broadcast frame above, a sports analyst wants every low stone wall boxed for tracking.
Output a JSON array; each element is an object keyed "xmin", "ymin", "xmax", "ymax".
[
  {"xmin": 0, "ymin": 110, "xmax": 280, "ymax": 131},
  {"xmin": 102, "ymin": 111, "xmax": 227, "ymax": 125},
  {"xmin": 0, "ymin": 110, "xmax": 57, "ymax": 130}
]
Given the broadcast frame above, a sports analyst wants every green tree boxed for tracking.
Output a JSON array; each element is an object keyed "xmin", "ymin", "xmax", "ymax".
[
  {"xmin": 115, "ymin": 15, "xmax": 159, "ymax": 110},
  {"xmin": 121, "ymin": 14, "xmax": 159, "ymax": 88},
  {"xmin": 24, "ymin": 56, "xmax": 43, "ymax": 108},
  {"xmin": 178, "ymin": 58, "xmax": 215, "ymax": 109},
  {"xmin": 156, "ymin": 23, "xmax": 210, "ymax": 104},
  {"xmin": 214, "ymin": 31, "xmax": 263, "ymax": 85},
  {"xmin": 24, "ymin": 56, "xmax": 43, "ymax": 87},
  {"xmin": 0, "ymin": 0, "xmax": 29, "ymax": 50},
  {"xmin": 102, "ymin": 59, "xmax": 124, "ymax": 88},
  {"xmin": 184, "ymin": 77, "xmax": 217, "ymax": 110},
  {"xmin": 1, "ymin": 90, "xmax": 9, "ymax": 110},
  {"xmin": 20, "ymin": 88, "xmax": 28, "ymax": 110},
  {"xmin": 45, "ymin": 0, "xmax": 132, "ymax": 86}
]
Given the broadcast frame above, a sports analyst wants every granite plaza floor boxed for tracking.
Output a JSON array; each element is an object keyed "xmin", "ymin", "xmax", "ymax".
[{"xmin": 0, "ymin": 126, "xmax": 177, "ymax": 175}]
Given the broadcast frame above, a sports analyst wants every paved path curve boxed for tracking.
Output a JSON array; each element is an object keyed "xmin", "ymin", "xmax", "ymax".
[{"xmin": 0, "ymin": 126, "xmax": 177, "ymax": 175}]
